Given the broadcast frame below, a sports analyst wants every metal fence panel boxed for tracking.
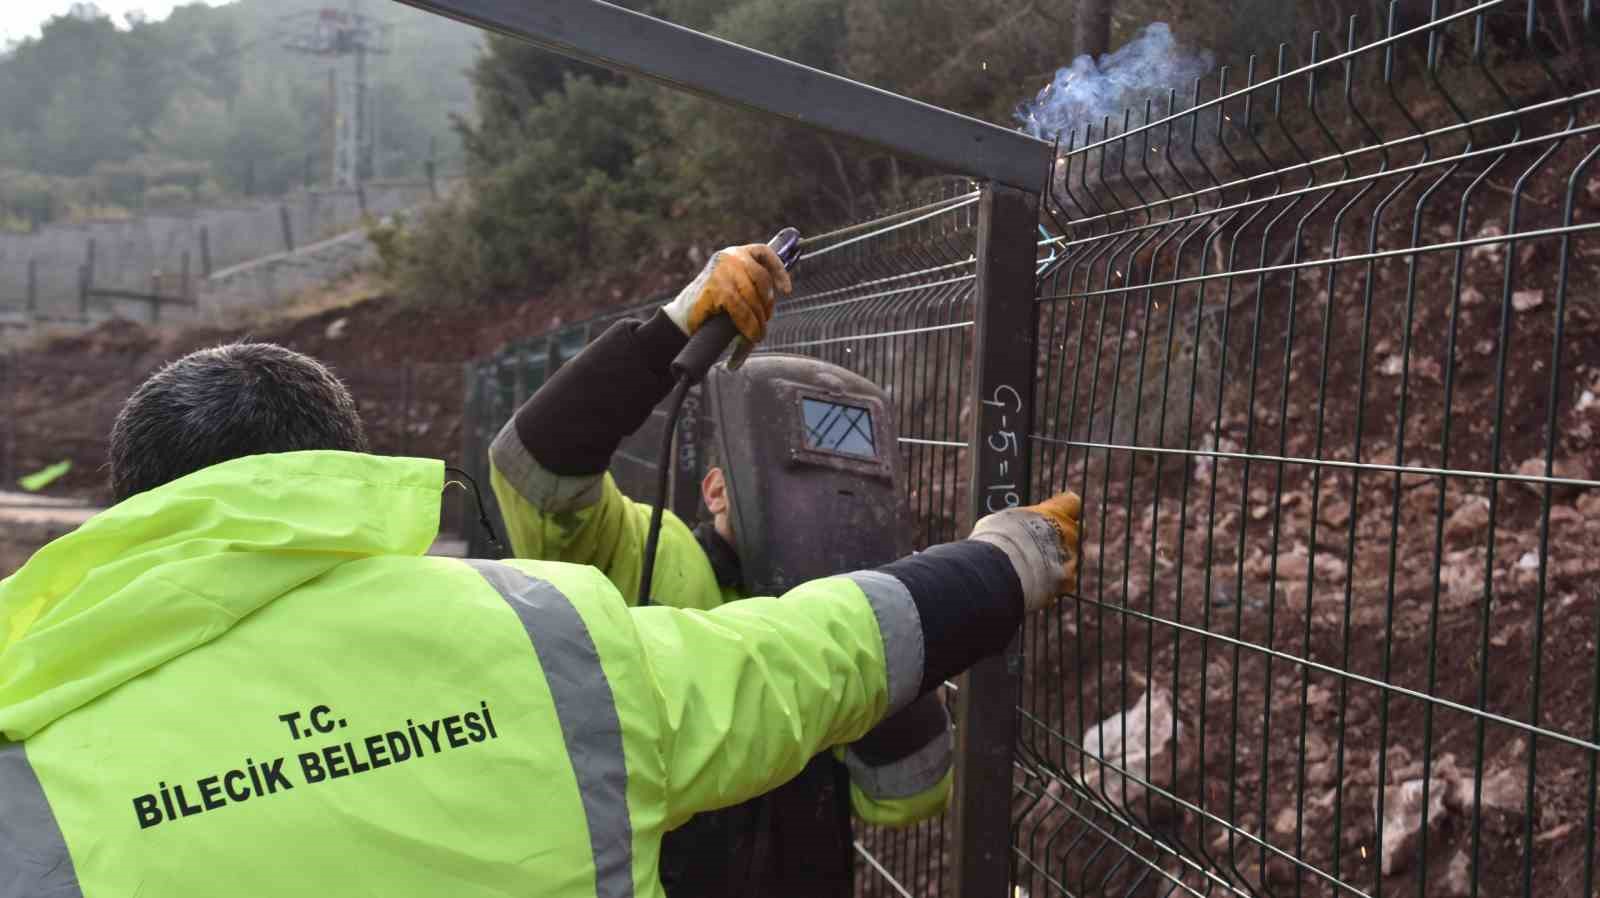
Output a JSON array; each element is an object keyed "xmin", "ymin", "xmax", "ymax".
[
  {"xmin": 459, "ymin": 7, "xmax": 1600, "ymax": 896},
  {"xmin": 457, "ymin": 301, "xmax": 664, "ymax": 558},
  {"xmin": 461, "ymin": 188, "xmax": 989, "ymax": 894},
  {"xmin": 1020, "ymin": 3, "xmax": 1600, "ymax": 897},
  {"xmin": 771, "ymin": 185, "xmax": 987, "ymax": 898}
]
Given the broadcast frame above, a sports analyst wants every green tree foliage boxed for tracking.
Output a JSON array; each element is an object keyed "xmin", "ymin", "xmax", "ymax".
[
  {"xmin": 390, "ymin": 75, "xmax": 670, "ymax": 301},
  {"xmin": 361, "ymin": 0, "xmax": 1466, "ymax": 305},
  {"xmin": 0, "ymin": 0, "xmax": 480, "ymax": 227}
]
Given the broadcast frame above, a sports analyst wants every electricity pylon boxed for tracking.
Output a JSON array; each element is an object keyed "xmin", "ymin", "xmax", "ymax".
[{"xmin": 279, "ymin": 5, "xmax": 390, "ymax": 188}]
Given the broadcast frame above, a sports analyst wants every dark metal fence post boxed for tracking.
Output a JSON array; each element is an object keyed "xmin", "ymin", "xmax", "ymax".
[
  {"xmin": 460, "ymin": 361, "xmax": 483, "ymax": 554},
  {"xmin": 545, "ymin": 334, "xmax": 563, "ymax": 375},
  {"xmin": 952, "ymin": 181, "xmax": 1039, "ymax": 898},
  {"xmin": 426, "ymin": 136, "xmax": 439, "ymax": 200},
  {"xmin": 25, "ymin": 258, "xmax": 37, "ymax": 320},
  {"xmin": 280, "ymin": 204, "xmax": 295, "ymax": 253},
  {"xmin": 401, "ymin": 366, "xmax": 415, "ymax": 457},
  {"xmin": 81, "ymin": 239, "xmax": 97, "ymax": 321},
  {"xmin": 199, "ymin": 226, "xmax": 212, "ymax": 277},
  {"xmin": 1, "ymin": 348, "xmax": 14, "ymax": 488}
]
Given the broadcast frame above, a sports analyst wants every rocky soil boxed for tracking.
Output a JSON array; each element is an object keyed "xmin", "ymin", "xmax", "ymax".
[{"xmin": 1012, "ymin": 120, "xmax": 1600, "ymax": 898}]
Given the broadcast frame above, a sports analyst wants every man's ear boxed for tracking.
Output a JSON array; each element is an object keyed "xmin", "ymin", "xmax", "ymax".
[{"xmin": 701, "ymin": 466, "xmax": 727, "ymax": 515}]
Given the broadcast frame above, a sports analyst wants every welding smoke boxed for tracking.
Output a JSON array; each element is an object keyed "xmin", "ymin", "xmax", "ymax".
[{"xmin": 1016, "ymin": 23, "xmax": 1214, "ymax": 142}]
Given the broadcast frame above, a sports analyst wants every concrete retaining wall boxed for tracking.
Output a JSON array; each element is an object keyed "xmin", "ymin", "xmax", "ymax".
[
  {"xmin": 199, "ymin": 226, "xmax": 380, "ymax": 322},
  {"xmin": 0, "ymin": 179, "xmax": 454, "ymax": 324}
]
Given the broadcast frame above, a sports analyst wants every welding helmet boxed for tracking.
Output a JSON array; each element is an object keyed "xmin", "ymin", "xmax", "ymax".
[{"xmin": 702, "ymin": 354, "xmax": 908, "ymax": 595}]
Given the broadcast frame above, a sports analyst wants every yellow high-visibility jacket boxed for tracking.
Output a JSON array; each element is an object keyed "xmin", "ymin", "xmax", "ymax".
[
  {"xmin": 0, "ymin": 451, "xmax": 935, "ymax": 898},
  {"xmin": 489, "ymin": 465, "xmax": 955, "ymax": 826},
  {"xmin": 486, "ymin": 311, "xmax": 956, "ymax": 848}
]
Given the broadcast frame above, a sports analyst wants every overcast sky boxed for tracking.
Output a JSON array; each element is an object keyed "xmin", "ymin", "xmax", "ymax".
[{"xmin": 0, "ymin": 2, "xmax": 216, "ymax": 45}]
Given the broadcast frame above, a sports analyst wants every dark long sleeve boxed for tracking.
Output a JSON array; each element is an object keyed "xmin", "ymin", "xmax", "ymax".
[
  {"xmin": 849, "ymin": 692, "xmax": 949, "ymax": 765},
  {"xmin": 875, "ymin": 540, "xmax": 1024, "ymax": 696},
  {"xmin": 512, "ymin": 310, "xmax": 687, "ymax": 476}
]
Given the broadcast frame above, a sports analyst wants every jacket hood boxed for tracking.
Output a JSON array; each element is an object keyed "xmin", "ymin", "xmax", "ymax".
[{"xmin": 0, "ymin": 451, "xmax": 444, "ymax": 741}]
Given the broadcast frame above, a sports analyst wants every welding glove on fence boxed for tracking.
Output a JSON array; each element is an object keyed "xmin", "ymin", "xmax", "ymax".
[
  {"xmin": 663, "ymin": 244, "xmax": 794, "ymax": 343},
  {"xmin": 970, "ymin": 491, "xmax": 1084, "ymax": 613}
]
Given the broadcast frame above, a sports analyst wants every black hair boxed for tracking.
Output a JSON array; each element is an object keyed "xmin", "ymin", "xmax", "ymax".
[{"xmin": 108, "ymin": 342, "xmax": 368, "ymax": 500}]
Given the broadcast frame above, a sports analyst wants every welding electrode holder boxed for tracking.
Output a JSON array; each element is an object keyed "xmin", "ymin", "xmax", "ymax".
[
  {"xmin": 669, "ymin": 227, "xmax": 802, "ymax": 384},
  {"xmin": 641, "ymin": 227, "xmax": 801, "ymax": 605}
]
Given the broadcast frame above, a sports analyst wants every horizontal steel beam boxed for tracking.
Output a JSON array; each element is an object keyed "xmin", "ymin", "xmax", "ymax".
[{"xmin": 391, "ymin": 0, "xmax": 1053, "ymax": 191}]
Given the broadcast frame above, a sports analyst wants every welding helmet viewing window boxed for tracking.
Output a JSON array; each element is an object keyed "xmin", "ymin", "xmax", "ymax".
[{"xmin": 702, "ymin": 354, "xmax": 910, "ymax": 596}]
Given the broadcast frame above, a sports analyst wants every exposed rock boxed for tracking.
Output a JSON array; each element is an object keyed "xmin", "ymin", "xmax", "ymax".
[
  {"xmin": 1304, "ymin": 732, "xmax": 1331, "ymax": 764},
  {"xmin": 1470, "ymin": 223, "xmax": 1505, "ymax": 263},
  {"xmin": 1515, "ymin": 457, "xmax": 1591, "ymax": 497},
  {"xmin": 1377, "ymin": 745, "xmax": 1416, "ymax": 784},
  {"xmin": 1444, "ymin": 497, "xmax": 1489, "ymax": 541},
  {"xmin": 1411, "ymin": 356, "xmax": 1443, "ymax": 382},
  {"xmin": 1474, "ymin": 338, "xmax": 1495, "ymax": 355},
  {"xmin": 1369, "ymin": 445, "xmax": 1432, "ymax": 487},
  {"xmin": 1306, "ymin": 760, "xmax": 1337, "ymax": 787},
  {"xmin": 1306, "ymin": 683, "xmax": 1334, "ymax": 711},
  {"xmin": 1243, "ymin": 548, "xmax": 1275, "ymax": 580},
  {"xmin": 1314, "ymin": 552, "xmax": 1348, "ymax": 584},
  {"xmin": 1447, "ymin": 764, "xmax": 1528, "ymax": 818},
  {"xmin": 1443, "ymin": 849, "xmax": 1472, "ymax": 897},
  {"xmin": 1370, "ymin": 753, "xmax": 1529, "ymax": 880},
  {"xmin": 1249, "ymin": 543, "xmax": 1347, "ymax": 584},
  {"xmin": 1378, "ymin": 776, "xmax": 1451, "ymax": 875},
  {"xmin": 1534, "ymin": 821, "xmax": 1576, "ymax": 844},
  {"xmin": 1511, "ymin": 288, "xmax": 1545, "ymax": 312},
  {"xmin": 1077, "ymin": 687, "xmax": 1191, "ymax": 814},
  {"xmin": 1548, "ymin": 504, "xmax": 1582, "ymax": 529},
  {"xmin": 1320, "ymin": 498, "xmax": 1352, "ymax": 528},
  {"xmin": 324, "ymin": 317, "xmax": 349, "ymax": 340},
  {"xmin": 1441, "ymin": 548, "xmax": 1486, "ymax": 599},
  {"xmin": 1579, "ymin": 492, "xmax": 1600, "ymax": 517},
  {"xmin": 1459, "ymin": 286, "xmax": 1486, "ymax": 307}
]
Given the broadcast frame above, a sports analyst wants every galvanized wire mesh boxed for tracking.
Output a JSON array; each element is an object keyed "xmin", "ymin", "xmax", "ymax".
[
  {"xmin": 770, "ymin": 186, "xmax": 984, "ymax": 897},
  {"xmin": 458, "ymin": 188, "xmax": 984, "ymax": 893},
  {"xmin": 1019, "ymin": 3, "xmax": 1600, "ymax": 897},
  {"xmin": 458, "ymin": 301, "xmax": 660, "ymax": 558},
  {"xmin": 458, "ymin": 7, "xmax": 1600, "ymax": 895}
]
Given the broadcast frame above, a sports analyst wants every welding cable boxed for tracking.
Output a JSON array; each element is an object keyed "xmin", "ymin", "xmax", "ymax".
[
  {"xmin": 638, "ymin": 376, "xmax": 693, "ymax": 605},
  {"xmin": 638, "ymin": 227, "xmax": 802, "ymax": 605}
]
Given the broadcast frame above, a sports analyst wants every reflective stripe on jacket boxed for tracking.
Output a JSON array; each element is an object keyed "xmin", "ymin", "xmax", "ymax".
[
  {"xmin": 0, "ymin": 451, "xmax": 918, "ymax": 898},
  {"xmin": 489, "ymin": 429, "xmax": 955, "ymax": 828}
]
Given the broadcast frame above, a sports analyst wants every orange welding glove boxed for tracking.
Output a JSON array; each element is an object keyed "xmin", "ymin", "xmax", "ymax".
[
  {"xmin": 663, "ymin": 243, "xmax": 794, "ymax": 343},
  {"xmin": 969, "ymin": 491, "xmax": 1083, "ymax": 613}
]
